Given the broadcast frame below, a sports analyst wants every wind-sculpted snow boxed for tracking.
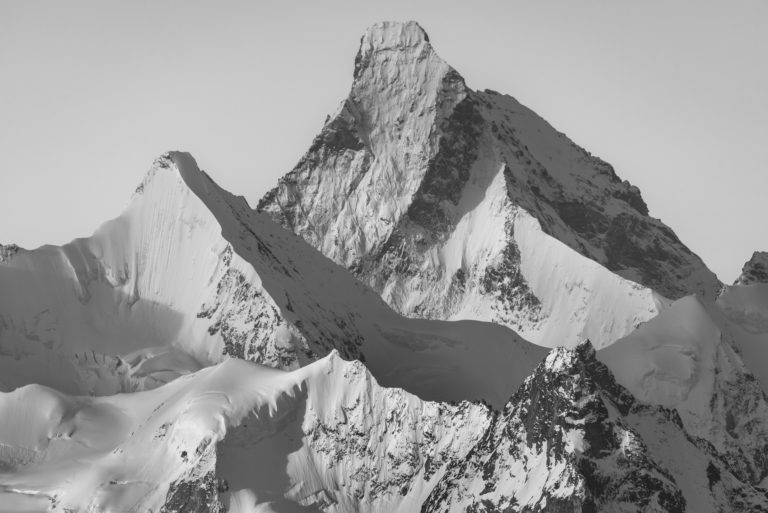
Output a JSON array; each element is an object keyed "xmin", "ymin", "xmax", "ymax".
[
  {"xmin": 0, "ymin": 151, "xmax": 546, "ymax": 407},
  {"xmin": 259, "ymin": 20, "xmax": 718, "ymax": 349}
]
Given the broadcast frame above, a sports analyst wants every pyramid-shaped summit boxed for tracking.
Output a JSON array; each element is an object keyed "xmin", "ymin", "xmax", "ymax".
[{"xmin": 259, "ymin": 21, "xmax": 721, "ymax": 349}]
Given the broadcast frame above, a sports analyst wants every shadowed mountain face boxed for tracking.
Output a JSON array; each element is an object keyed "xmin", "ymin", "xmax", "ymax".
[{"xmin": 259, "ymin": 21, "xmax": 720, "ymax": 349}]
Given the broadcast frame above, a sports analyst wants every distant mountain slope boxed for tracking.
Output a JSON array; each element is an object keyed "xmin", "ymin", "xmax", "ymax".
[
  {"xmin": 598, "ymin": 294, "xmax": 768, "ymax": 487},
  {"xmin": 423, "ymin": 343, "xmax": 768, "ymax": 513},
  {"xmin": 717, "ymin": 280, "xmax": 768, "ymax": 392},
  {"xmin": 735, "ymin": 251, "xmax": 768, "ymax": 285},
  {"xmin": 259, "ymin": 21, "xmax": 719, "ymax": 349},
  {"xmin": 0, "ymin": 152, "xmax": 545, "ymax": 407}
]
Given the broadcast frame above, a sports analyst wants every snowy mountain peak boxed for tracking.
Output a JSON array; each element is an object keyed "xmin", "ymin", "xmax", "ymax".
[
  {"xmin": 541, "ymin": 340, "xmax": 598, "ymax": 374},
  {"xmin": 357, "ymin": 21, "xmax": 430, "ymax": 59},
  {"xmin": 365, "ymin": 20, "xmax": 429, "ymax": 42},
  {"xmin": 135, "ymin": 151, "xmax": 222, "ymax": 204},
  {"xmin": 354, "ymin": 21, "xmax": 435, "ymax": 80},
  {"xmin": 735, "ymin": 251, "xmax": 768, "ymax": 285},
  {"xmin": 526, "ymin": 340, "xmax": 637, "ymax": 416},
  {"xmin": 259, "ymin": 21, "xmax": 719, "ymax": 349}
]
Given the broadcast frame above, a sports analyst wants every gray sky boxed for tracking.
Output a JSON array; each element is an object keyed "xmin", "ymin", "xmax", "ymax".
[{"xmin": 1, "ymin": 0, "xmax": 766, "ymax": 283}]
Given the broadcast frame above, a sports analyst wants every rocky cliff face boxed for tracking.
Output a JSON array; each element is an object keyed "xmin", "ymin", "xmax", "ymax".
[{"xmin": 259, "ymin": 21, "xmax": 720, "ymax": 349}]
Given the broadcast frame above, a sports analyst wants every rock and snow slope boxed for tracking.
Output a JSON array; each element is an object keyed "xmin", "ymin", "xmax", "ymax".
[
  {"xmin": 423, "ymin": 343, "xmax": 768, "ymax": 513},
  {"xmin": 0, "ymin": 351, "xmax": 504, "ymax": 512},
  {"xmin": 717, "ymin": 281, "xmax": 768, "ymax": 391},
  {"xmin": 734, "ymin": 251, "xmax": 768, "ymax": 286},
  {"xmin": 598, "ymin": 295, "xmax": 768, "ymax": 486},
  {"xmin": 259, "ymin": 20, "xmax": 718, "ymax": 349},
  {"xmin": 0, "ymin": 152, "xmax": 545, "ymax": 407},
  {"xmin": 4, "ymin": 345, "xmax": 765, "ymax": 513}
]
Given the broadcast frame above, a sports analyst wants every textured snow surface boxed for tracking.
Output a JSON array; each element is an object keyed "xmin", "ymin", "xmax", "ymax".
[{"xmin": 259, "ymin": 20, "xmax": 718, "ymax": 349}]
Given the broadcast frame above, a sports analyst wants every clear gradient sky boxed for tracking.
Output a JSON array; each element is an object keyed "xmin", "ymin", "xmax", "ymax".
[{"xmin": 1, "ymin": 1, "xmax": 766, "ymax": 283}]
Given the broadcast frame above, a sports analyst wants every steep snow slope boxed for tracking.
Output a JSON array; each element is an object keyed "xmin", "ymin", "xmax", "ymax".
[
  {"xmin": 0, "ymin": 152, "xmax": 545, "ymax": 407},
  {"xmin": 259, "ymin": 20, "xmax": 717, "ymax": 349},
  {"xmin": 598, "ymin": 295, "xmax": 768, "ymax": 486}
]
